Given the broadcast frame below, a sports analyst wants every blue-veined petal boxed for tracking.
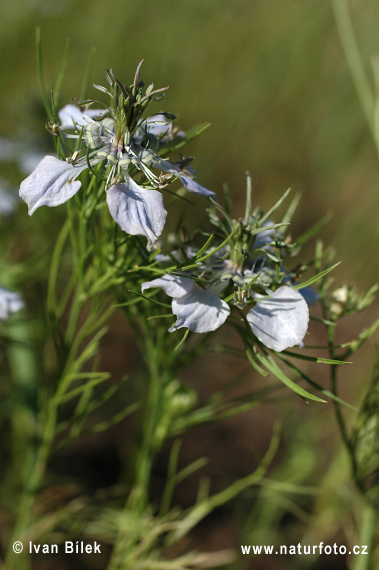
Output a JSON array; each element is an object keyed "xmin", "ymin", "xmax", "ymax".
[
  {"xmin": 247, "ymin": 286, "xmax": 309, "ymax": 352},
  {"xmin": 142, "ymin": 275, "xmax": 194, "ymax": 298},
  {"xmin": 0, "ymin": 286, "xmax": 24, "ymax": 321},
  {"xmin": 19, "ymin": 156, "xmax": 88, "ymax": 215},
  {"xmin": 179, "ymin": 175, "xmax": 215, "ymax": 197},
  {"xmin": 169, "ymin": 285, "xmax": 230, "ymax": 333},
  {"xmin": 106, "ymin": 177, "xmax": 167, "ymax": 251}
]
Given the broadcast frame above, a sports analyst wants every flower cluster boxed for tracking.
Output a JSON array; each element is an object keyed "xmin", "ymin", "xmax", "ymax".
[
  {"xmin": 19, "ymin": 65, "xmax": 213, "ymax": 250},
  {"xmin": 17, "ymin": 65, "xmax": 320, "ymax": 354},
  {"xmin": 142, "ymin": 188, "xmax": 317, "ymax": 352}
]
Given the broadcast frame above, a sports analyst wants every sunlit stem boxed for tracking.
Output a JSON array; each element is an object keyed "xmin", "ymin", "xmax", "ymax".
[{"xmin": 331, "ymin": 0, "xmax": 375, "ymax": 141}]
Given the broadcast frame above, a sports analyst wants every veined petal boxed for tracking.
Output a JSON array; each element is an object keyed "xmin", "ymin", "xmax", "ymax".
[
  {"xmin": 247, "ymin": 286, "xmax": 309, "ymax": 352},
  {"xmin": 180, "ymin": 175, "xmax": 215, "ymax": 197},
  {"xmin": 106, "ymin": 177, "xmax": 167, "ymax": 251},
  {"xmin": 169, "ymin": 285, "xmax": 230, "ymax": 333},
  {"xmin": 142, "ymin": 275, "xmax": 194, "ymax": 298},
  {"xmin": 0, "ymin": 286, "xmax": 24, "ymax": 321},
  {"xmin": 152, "ymin": 157, "xmax": 176, "ymax": 174},
  {"xmin": 59, "ymin": 104, "xmax": 107, "ymax": 130},
  {"xmin": 19, "ymin": 156, "xmax": 87, "ymax": 215}
]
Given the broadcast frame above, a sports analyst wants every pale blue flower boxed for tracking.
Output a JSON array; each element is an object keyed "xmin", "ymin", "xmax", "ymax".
[
  {"xmin": 142, "ymin": 275, "xmax": 230, "ymax": 333},
  {"xmin": 19, "ymin": 156, "xmax": 88, "ymax": 216},
  {"xmin": 247, "ymin": 286, "xmax": 309, "ymax": 351},
  {"xmin": 141, "ymin": 238, "xmax": 310, "ymax": 349},
  {"xmin": 106, "ymin": 179, "xmax": 167, "ymax": 250},
  {"xmin": 19, "ymin": 106, "xmax": 213, "ymax": 250}
]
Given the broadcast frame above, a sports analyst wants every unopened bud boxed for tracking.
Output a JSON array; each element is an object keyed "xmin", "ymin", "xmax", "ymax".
[{"xmin": 331, "ymin": 285, "xmax": 348, "ymax": 304}]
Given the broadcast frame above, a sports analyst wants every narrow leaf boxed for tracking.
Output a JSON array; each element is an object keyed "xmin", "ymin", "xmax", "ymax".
[
  {"xmin": 260, "ymin": 188, "xmax": 291, "ymax": 225},
  {"xmin": 255, "ymin": 352, "xmax": 326, "ymax": 403},
  {"xmin": 36, "ymin": 28, "xmax": 53, "ymax": 120},
  {"xmin": 53, "ymin": 37, "xmax": 70, "ymax": 107},
  {"xmin": 296, "ymin": 212, "xmax": 332, "ymax": 245},
  {"xmin": 294, "ymin": 263, "xmax": 341, "ymax": 290}
]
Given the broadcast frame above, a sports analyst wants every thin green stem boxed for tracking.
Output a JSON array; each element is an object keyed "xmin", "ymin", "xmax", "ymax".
[
  {"xmin": 326, "ymin": 322, "xmax": 365, "ymax": 496},
  {"xmin": 352, "ymin": 503, "xmax": 377, "ymax": 570},
  {"xmin": 107, "ymin": 319, "xmax": 167, "ymax": 570},
  {"xmin": 331, "ymin": 0, "xmax": 375, "ymax": 140},
  {"xmin": 323, "ymin": 318, "xmax": 378, "ymax": 566},
  {"xmin": 132, "ymin": 337, "xmax": 164, "ymax": 513}
]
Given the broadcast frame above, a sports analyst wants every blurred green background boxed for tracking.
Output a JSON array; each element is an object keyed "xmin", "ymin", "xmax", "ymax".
[{"xmin": 1, "ymin": 1, "xmax": 378, "ymax": 568}]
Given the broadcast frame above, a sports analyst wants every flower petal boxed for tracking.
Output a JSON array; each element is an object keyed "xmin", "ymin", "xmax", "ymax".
[
  {"xmin": 19, "ymin": 156, "xmax": 87, "ymax": 215},
  {"xmin": 170, "ymin": 285, "xmax": 230, "ymax": 333},
  {"xmin": 180, "ymin": 175, "xmax": 215, "ymax": 197},
  {"xmin": 139, "ymin": 114, "xmax": 171, "ymax": 137},
  {"xmin": 283, "ymin": 275, "xmax": 320, "ymax": 307},
  {"xmin": 247, "ymin": 286, "xmax": 309, "ymax": 352},
  {"xmin": 299, "ymin": 286, "xmax": 319, "ymax": 306},
  {"xmin": 106, "ymin": 177, "xmax": 167, "ymax": 251},
  {"xmin": 0, "ymin": 286, "xmax": 24, "ymax": 321},
  {"xmin": 152, "ymin": 158, "xmax": 215, "ymax": 197},
  {"xmin": 142, "ymin": 275, "xmax": 194, "ymax": 298},
  {"xmin": 59, "ymin": 104, "xmax": 107, "ymax": 130}
]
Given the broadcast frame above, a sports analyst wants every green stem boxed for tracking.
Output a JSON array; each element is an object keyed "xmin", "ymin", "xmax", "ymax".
[
  {"xmin": 352, "ymin": 503, "xmax": 377, "ymax": 570},
  {"xmin": 107, "ymin": 323, "xmax": 167, "ymax": 570},
  {"xmin": 327, "ymin": 323, "xmax": 365, "ymax": 496},
  {"xmin": 133, "ymin": 364, "xmax": 163, "ymax": 513},
  {"xmin": 331, "ymin": 0, "xmax": 375, "ymax": 140},
  {"xmin": 325, "ymin": 323, "xmax": 377, "ymax": 569}
]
